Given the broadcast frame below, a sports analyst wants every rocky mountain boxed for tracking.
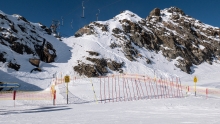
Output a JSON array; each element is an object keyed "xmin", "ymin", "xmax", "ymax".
[
  {"xmin": 0, "ymin": 10, "xmax": 58, "ymax": 71},
  {"xmin": 74, "ymin": 7, "xmax": 220, "ymax": 75}
]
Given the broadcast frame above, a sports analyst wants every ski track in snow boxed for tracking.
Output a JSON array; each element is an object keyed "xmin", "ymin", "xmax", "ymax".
[{"xmin": 84, "ymin": 37, "xmax": 129, "ymax": 62}]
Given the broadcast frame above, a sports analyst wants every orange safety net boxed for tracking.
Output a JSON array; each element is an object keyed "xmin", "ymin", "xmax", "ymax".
[
  {"xmin": 0, "ymin": 91, "xmax": 53, "ymax": 100},
  {"xmin": 0, "ymin": 91, "xmax": 13, "ymax": 100}
]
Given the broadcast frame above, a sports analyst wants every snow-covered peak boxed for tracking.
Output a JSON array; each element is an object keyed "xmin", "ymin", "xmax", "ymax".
[
  {"xmin": 73, "ymin": 7, "xmax": 220, "ymax": 76},
  {"xmin": 1, "ymin": 7, "xmax": 220, "ymax": 93},
  {"xmin": 0, "ymin": 10, "xmax": 62, "ymax": 72},
  {"xmin": 114, "ymin": 10, "xmax": 142, "ymax": 23}
]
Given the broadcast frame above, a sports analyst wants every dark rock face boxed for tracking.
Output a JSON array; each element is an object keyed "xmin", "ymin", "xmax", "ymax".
[
  {"xmin": 34, "ymin": 40, "xmax": 56, "ymax": 63},
  {"xmin": 175, "ymin": 59, "xmax": 192, "ymax": 74},
  {"xmin": 0, "ymin": 53, "xmax": 6, "ymax": 63},
  {"xmin": 149, "ymin": 8, "xmax": 161, "ymax": 17},
  {"xmin": 8, "ymin": 62, "xmax": 20, "ymax": 71},
  {"xmin": 74, "ymin": 57, "xmax": 123, "ymax": 77},
  {"xmin": 74, "ymin": 24, "xmax": 98, "ymax": 37},
  {"xmin": 86, "ymin": 57, "xmax": 108, "ymax": 75},
  {"xmin": 107, "ymin": 61, "xmax": 124, "ymax": 72},
  {"xmin": 86, "ymin": 51, "xmax": 99, "ymax": 56},
  {"xmin": 73, "ymin": 63, "xmax": 99, "ymax": 77},
  {"xmin": 146, "ymin": 58, "xmax": 151, "ymax": 64},
  {"xmin": 0, "ymin": 12, "xmax": 57, "ymax": 71},
  {"xmin": 74, "ymin": 7, "xmax": 220, "ymax": 74},
  {"xmin": 147, "ymin": 7, "xmax": 220, "ymax": 73},
  {"xmin": 112, "ymin": 28, "xmax": 122, "ymax": 34}
]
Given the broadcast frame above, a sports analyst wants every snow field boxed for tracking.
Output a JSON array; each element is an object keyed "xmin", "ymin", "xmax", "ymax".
[{"xmin": 1, "ymin": 95, "xmax": 220, "ymax": 124}]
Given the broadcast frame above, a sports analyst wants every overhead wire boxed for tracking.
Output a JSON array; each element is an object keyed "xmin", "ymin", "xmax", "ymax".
[
  {"xmin": 53, "ymin": 0, "xmax": 122, "ymax": 36},
  {"xmin": 60, "ymin": 0, "xmax": 121, "ymax": 22},
  {"xmin": 61, "ymin": 0, "xmax": 90, "ymax": 19},
  {"xmin": 85, "ymin": 0, "xmax": 123, "ymax": 21}
]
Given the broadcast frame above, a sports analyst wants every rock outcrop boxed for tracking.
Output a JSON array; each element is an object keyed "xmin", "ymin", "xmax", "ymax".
[
  {"xmin": 74, "ymin": 7, "xmax": 220, "ymax": 74},
  {"xmin": 74, "ymin": 56, "xmax": 124, "ymax": 77},
  {"xmin": 0, "ymin": 11, "xmax": 57, "ymax": 71}
]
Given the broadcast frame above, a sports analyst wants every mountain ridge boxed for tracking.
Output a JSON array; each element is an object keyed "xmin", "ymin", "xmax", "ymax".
[
  {"xmin": 0, "ymin": 10, "xmax": 59, "ymax": 71},
  {"xmin": 74, "ymin": 7, "xmax": 220, "ymax": 75}
]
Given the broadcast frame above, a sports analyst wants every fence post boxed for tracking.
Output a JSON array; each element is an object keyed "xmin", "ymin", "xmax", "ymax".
[
  {"xmin": 144, "ymin": 78, "xmax": 149, "ymax": 99},
  {"xmin": 155, "ymin": 78, "xmax": 159, "ymax": 99},
  {"xmin": 13, "ymin": 91, "xmax": 16, "ymax": 107},
  {"xmin": 53, "ymin": 90, "xmax": 56, "ymax": 106},
  {"xmin": 115, "ymin": 76, "xmax": 117, "ymax": 102},
  {"xmin": 127, "ymin": 78, "xmax": 132, "ymax": 101},
  {"xmin": 131, "ymin": 78, "xmax": 136, "ymax": 100},
  {"xmin": 186, "ymin": 86, "xmax": 188, "ymax": 96},
  {"xmin": 112, "ymin": 76, "xmax": 114, "ymax": 102},
  {"xmin": 108, "ymin": 77, "xmax": 110, "ymax": 102},
  {"xmin": 206, "ymin": 88, "xmax": 208, "ymax": 99},
  {"xmin": 100, "ymin": 77, "xmax": 102, "ymax": 103},
  {"xmin": 138, "ymin": 79, "xmax": 145, "ymax": 99},
  {"xmin": 188, "ymin": 86, "xmax": 189, "ymax": 96},
  {"xmin": 118, "ymin": 76, "xmax": 120, "ymax": 102},
  {"xmin": 178, "ymin": 78, "xmax": 183, "ymax": 98}
]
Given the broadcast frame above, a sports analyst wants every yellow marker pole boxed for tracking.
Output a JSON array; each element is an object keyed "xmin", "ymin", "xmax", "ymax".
[
  {"xmin": 65, "ymin": 75, "xmax": 70, "ymax": 104},
  {"xmin": 61, "ymin": 72, "xmax": 62, "ymax": 84},
  {"xmin": 67, "ymin": 82, "xmax": 68, "ymax": 104},
  {"xmin": 194, "ymin": 76, "xmax": 197, "ymax": 96},
  {"xmin": 195, "ymin": 82, "xmax": 197, "ymax": 96},
  {"xmin": 91, "ymin": 79, "xmax": 98, "ymax": 103}
]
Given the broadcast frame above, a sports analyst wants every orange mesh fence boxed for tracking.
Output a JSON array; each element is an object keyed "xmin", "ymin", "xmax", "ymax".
[
  {"xmin": 0, "ymin": 91, "xmax": 13, "ymax": 100},
  {"xmin": 16, "ymin": 91, "xmax": 53, "ymax": 100},
  {"xmin": 0, "ymin": 91, "xmax": 53, "ymax": 101},
  {"xmin": 96, "ymin": 74, "xmax": 183, "ymax": 103},
  {"xmin": 183, "ymin": 86, "xmax": 220, "ymax": 98},
  {"xmin": 207, "ymin": 88, "xmax": 220, "ymax": 97}
]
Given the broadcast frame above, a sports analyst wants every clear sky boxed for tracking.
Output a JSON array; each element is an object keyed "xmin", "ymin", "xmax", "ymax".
[{"xmin": 0, "ymin": 0, "xmax": 219, "ymax": 37}]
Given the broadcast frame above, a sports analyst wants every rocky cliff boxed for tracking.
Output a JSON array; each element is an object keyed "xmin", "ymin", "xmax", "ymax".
[
  {"xmin": 74, "ymin": 7, "xmax": 220, "ymax": 75},
  {"xmin": 0, "ymin": 10, "xmax": 57, "ymax": 71}
]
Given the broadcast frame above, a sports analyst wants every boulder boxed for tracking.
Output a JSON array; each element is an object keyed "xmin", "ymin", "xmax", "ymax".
[
  {"xmin": 125, "ymin": 55, "xmax": 134, "ymax": 61},
  {"xmin": 149, "ymin": 8, "xmax": 160, "ymax": 17},
  {"xmin": 175, "ymin": 59, "xmax": 192, "ymax": 74},
  {"xmin": 34, "ymin": 40, "xmax": 56, "ymax": 63},
  {"xmin": 29, "ymin": 58, "xmax": 40, "ymax": 67},
  {"xmin": 86, "ymin": 51, "xmax": 99, "ymax": 56},
  {"xmin": 86, "ymin": 57, "xmax": 108, "ymax": 75},
  {"xmin": 146, "ymin": 58, "xmax": 151, "ymax": 64},
  {"xmin": 8, "ymin": 62, "xmax": 20, "ymax": 71},
  {"xmin": 112, "ymin": 28, "xmax": 122, "ymax": 34},
  {"xmin": 101, "ymin": 25, "xmax": 108, "ymax": 32},
  {"xmin": 75, "ymin": 27, "xmax": 93, "ymax": 37},
  {"xmin": 73, "ymin": 63, "xmax": 99, "ymax": 77},
  {"xmin": 0, "ymin": 53, "xmax": 6, "ymax": 63},
  {"xmin": 107, "ymin": 61, "xmax": 123, "ymax": 71}
]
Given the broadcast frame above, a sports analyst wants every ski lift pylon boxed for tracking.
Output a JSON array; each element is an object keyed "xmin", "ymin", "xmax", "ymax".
[
  {"xmin": 71, "ymin": 19, "xmax": 73, "ymax": 29},
  {"xmin": 96, "ymin": 9, "xmax": 100, "ymax": 21},
  {"xmin": 61, "ymin": 16, "xmax": 64, "ymax": 25},
  {"xmin": 82, "ymin": 1, "xmax": 85, "ymax": 18}
]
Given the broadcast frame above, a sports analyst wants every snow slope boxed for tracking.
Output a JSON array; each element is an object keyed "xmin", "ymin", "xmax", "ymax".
[
  {"xmin": 1, "ymin": 96, "xmax": 220, "ymax": 124},
  {"xmin": 0, "ymin": 9, "xmax": 220, "ymax": 124},
  {"xmin": 0, "ymin": 9, "xmax": 219, "ymax": 91}
]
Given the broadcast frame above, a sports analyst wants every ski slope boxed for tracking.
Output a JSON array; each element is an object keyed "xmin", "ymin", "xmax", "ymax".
[
  {"xmin": 1, "ymin": 10, "xmax": 220, "ymax": 124},
  {"xmin": 1, "ymin": 95, "xmax": 220, "ymax": 124}
]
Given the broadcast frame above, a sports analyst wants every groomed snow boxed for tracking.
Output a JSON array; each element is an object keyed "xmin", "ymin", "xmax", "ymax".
[
  {"xmin": 1, "ymin": 9, "xmax": 220, "ymax": 124},
  {"xmin": 1, "ymin": 95, "xmax": 220, "ymax": 124}
]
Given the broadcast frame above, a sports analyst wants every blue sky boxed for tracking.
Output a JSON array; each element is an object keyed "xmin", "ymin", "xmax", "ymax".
[{"xmin": 0, "ymin": 0, "xmax": 219, "ymax": 37}]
